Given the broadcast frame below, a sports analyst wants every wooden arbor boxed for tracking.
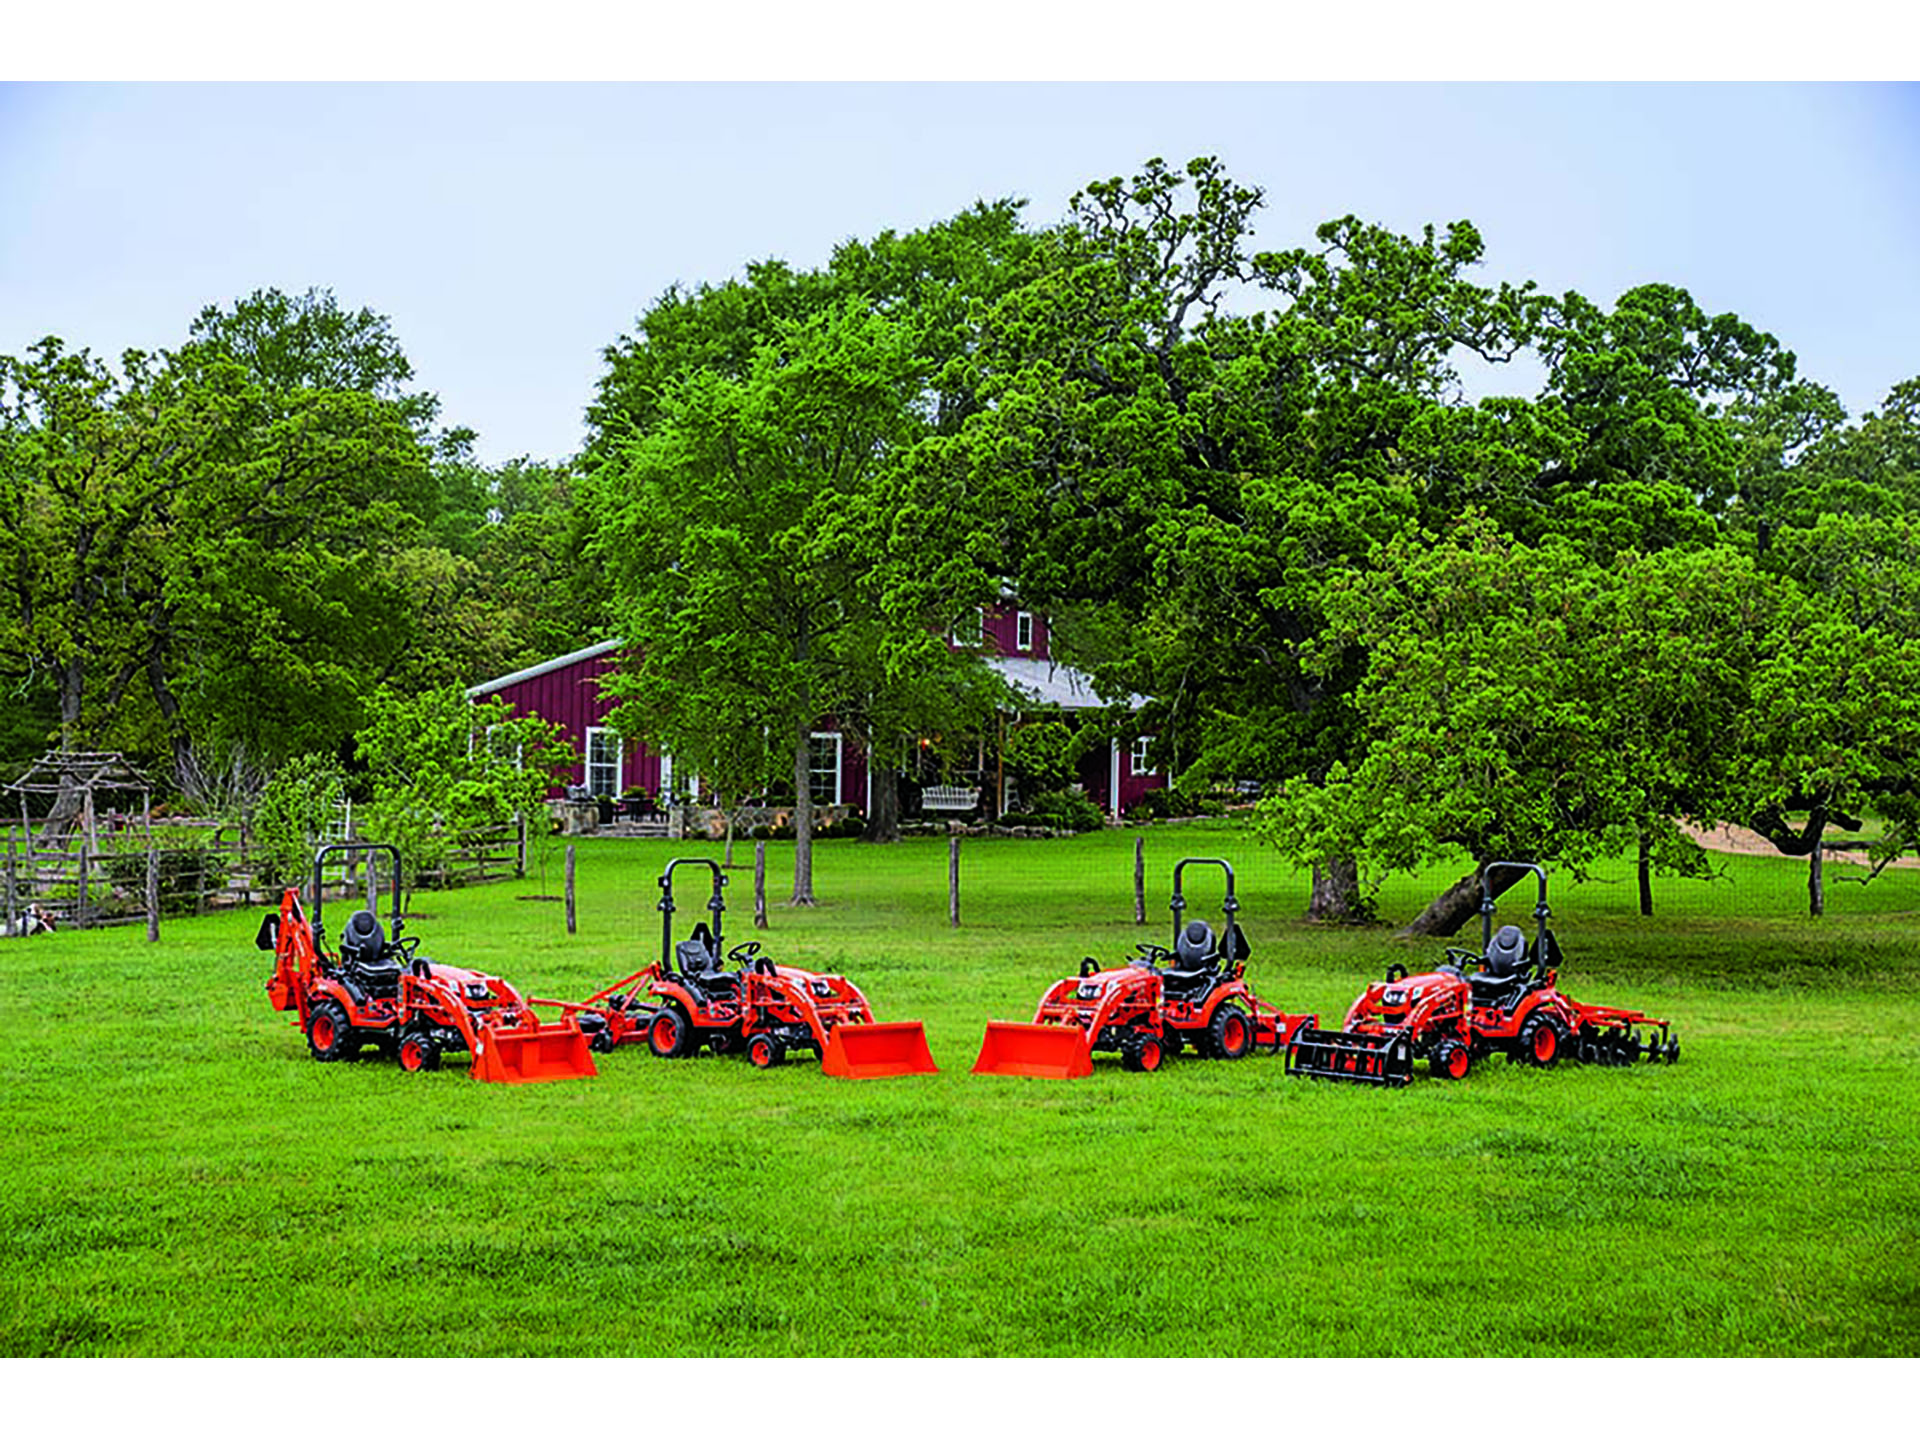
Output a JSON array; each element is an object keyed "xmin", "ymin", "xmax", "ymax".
[{"xmin": 4, "ymin": 749, "xmax": 153, "ymax": 931}]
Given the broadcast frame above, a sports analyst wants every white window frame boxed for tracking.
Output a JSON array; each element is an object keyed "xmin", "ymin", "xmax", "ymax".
[
  {"xmin": 1130, "ymin": 734, "xmax": 1155, "ymax": 778},
  {"xmin": 809, "ymin": 731, "xmax": 843, "ymax": 807},
  {"xmin": 953, "ymin": 606, "xmax": 985, "ymax": 647},
  {"xmin": 1016, "ymin": 611, "xmax": 1034, "ymax": 651},
  {"xmin": 585, "ymin": 726, "xmax": 623, "ymax": 797}
]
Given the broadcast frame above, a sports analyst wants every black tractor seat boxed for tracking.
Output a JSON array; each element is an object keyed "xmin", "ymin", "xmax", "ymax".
[
  {"xmin": 675, "ymin": 926, "xmax": 738, "ymax": 1000},
  {"xmin": 1162, "ymin": 919, "xmax": 1220, "ymax": 998},
  {"xmin": 339, "ymin": 908, "xmax": 403, "ymax": 998},
  {"xmin": 1468, "ymin": 923, "xmax": 1535, "ymax": 1009}
]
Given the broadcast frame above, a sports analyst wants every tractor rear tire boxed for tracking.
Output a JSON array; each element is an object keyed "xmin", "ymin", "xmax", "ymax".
[
  {"xmin": 307, "ymin": 1001, "xmax": 356, "ymax": 1062},
  {"xmin": 1431, "ymin": 1038, "xmax": 1472, "ymax": 1081},
  {"xmin": 648, "ymin": 1006, "xmax": 695, "ymax": 1059},
  {"xmin": 1519, "ymin": 1014, "xmax": 1567, "ymax": 1069},
  {"xmin": 398, "ymin": 1032, "xmax": 441, "ymax": 1073},
  {"xmin": 1208, "ymin": 1004, "xmax": 1253, "ymax": 1060}
]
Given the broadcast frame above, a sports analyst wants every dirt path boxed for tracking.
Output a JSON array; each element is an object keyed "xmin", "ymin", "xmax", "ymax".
[{"xmin": 1680, "ymin": 820, "xmax": 1917, "ymax": 869}]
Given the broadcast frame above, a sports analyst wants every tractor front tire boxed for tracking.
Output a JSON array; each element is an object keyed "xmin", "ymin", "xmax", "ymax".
[
  {"xmin": 1519, "ymin": 1014, "xmax": 1567, "ymax": 1069},
  {"xmin": 398, "ymin": 1032, "xmax": 442, "ymax": 1073},
  {"xmin": 307, "ymin": 1001, "xmax": 356, "ymax": 1062},
  {"xmin": 1121, "ymin": 1032, "xmax": 1166, "ymax": 1073},
  {"xmin": 1208, "ymin": 1003, "xmax": 1253, "ymax": 1060},
  {"xmin": 747, "ymin": 1033, "xmax": 784, "ymax": 1069},
  {"xmin": 1431, "ymin": 1038, "xmax": 1472, "ymax": 1081},
  {"xmin": 648, "ymin": 1006, "xmax": 695, "ymax": 1059}
]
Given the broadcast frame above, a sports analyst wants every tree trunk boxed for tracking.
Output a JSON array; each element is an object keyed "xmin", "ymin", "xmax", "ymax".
[
  {"xmin": 1398, "ymin": 863, "xmax": 1527, "ymax": 939},
  {"xmin": 862, "ymin": 764, "xmax": 901, "ymax": 844},
  {"xmin": 1637, "ymin": 831, "xmax": 1654, "ymax": 917},
  {"xmin": 1306, "ymin": 854, "xmax": 1366, "ymax": 923},
  {"xmin": 720, "ymin": 790, "xmax": 735, "ymax": 868},
  {"xmin": 790, "ymin": 720, "xmax": 816, "ymax": 906}
]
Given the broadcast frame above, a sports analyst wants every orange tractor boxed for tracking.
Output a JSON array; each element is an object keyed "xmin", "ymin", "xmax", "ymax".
[
  {"xmin": 973, "ymin": 857, "xmax": 1317, "ymax": 1077},
  {"xmin": 532, "ymin": 857, "xmax": 937, "ymax": 1078},
  {"xmin": 1287, "ymin": 861, "xmax": 1681, "ymax": 1086},
  {"xmin": 261, "ymin": 843, "xmax": 597, "ymax": 1083}
]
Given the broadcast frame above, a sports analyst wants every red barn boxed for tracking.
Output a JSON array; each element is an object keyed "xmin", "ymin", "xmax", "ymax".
[{"xmin": 465, "ymin": 605, "xmax": 1163, "ymax": 820}]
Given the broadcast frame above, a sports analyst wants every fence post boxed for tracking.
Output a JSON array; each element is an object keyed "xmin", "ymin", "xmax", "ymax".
[
  {"xmin": 4, "ymin": 851, "xmax": 15, "ymax": 937},
  {"xmin": 517, "ymin": 813, "xmax": 528, "ymax": 879},
  {"xmin": 565, "ymin": 844, "xmax": 577, "ymax": 936},
  {"xmin": 949, "ymin": 834, "xmax": 961, "ymax": 929},
  {"xmin": 1134, "ymin": 834, "xmax": 1146, "ymax": 924},
  {"xmin": 147, "ymin": 847, "xmax": 161, "ymax": 941},
  {"xmin": 78, "ymin": 851, "xmax": 90, "ymax": 930},
  {"xmin": 754, "ymin": 841, "xmax": 768, "ymax": 930}
]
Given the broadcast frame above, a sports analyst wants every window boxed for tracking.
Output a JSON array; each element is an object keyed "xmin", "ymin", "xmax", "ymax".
[
  {"xmin": 809, "ymin": 732, "xmax": 843, "ymax": 807},
  {"xmin": 1016, "ymin": 611, "xmax": 1034, "ymax": 651},
  {"xmin": 585, "ymin": 727, "xmax": 623, "ymax": 797},
  {"xmin": 953, "ymin": 606, "xmax": 985, "ymax": 647},
  {"xmin": 1130, "ymin": 734, "xmax": 1155, "ymax": 777}
]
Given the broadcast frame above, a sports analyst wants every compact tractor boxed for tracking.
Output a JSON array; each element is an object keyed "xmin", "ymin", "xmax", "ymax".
[
  {"xmin": 261, "ymin": 843, "xmax": 597, "ymax": 1084},
  {"xmin": 533, "ymin": 857, "xmax": 937, "ymax": 1077},
  {"xmin": 1287, "ymin": 861, "xmax": 1682, "ymax": 1086},
  {"xmin": 973, "ymin": 857, "xmax": 1318, "ymax": 1077}
]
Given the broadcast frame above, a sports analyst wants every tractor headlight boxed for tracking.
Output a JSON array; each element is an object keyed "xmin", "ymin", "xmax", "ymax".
[{"xmin": 1077, "ymin": 982, "xmax": 1105, "ymax": 1000}]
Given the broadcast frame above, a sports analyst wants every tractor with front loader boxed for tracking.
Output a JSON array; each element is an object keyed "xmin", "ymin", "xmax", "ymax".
[
  {"xmin": 973, "ymin": 857, "xmax": 1317, "ymax": 1077},
  {"xmin": 261, "ymin": 843, "xmax": 597, "ymax": 1084},
  {"xmin": 1287, "ymin": 861, "xmax": 1681, "ymax": 1086},
  {"xmin": 532, "ymin": 856, "xmax": 938, "ymax": 1077}
]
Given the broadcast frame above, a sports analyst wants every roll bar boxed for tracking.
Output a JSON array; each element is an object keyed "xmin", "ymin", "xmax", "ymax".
[
  {"xmin": 659, "ymin": 857, "xmax": 726, "ymax": 968},
  {"xmin": 310, "ymin": 843, "xmax": 404, "ymax": 945},
  {"xmin": 1170, "ymin": 857, "xmax": 1241, "ymax": 964}
]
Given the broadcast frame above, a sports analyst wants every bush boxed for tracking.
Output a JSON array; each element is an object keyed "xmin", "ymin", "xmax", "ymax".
[
  {"xmin": 99, "ymin": 846, "xmax": 229, "ymax": 917},
  {"xmin": 1006, "ymin": 788, "xmax": 1105, "ymax": 834}
]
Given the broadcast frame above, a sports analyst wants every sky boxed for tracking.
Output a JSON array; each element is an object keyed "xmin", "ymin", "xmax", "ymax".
[{"xmin": 3, "ymin": 80, "xmax": 1917, "ymax": 467}]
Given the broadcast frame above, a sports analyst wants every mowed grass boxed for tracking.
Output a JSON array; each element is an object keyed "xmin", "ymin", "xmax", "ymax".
[{"xmin": 3, "ymin": 823, "xmax": 1918, "ymax": 1357}]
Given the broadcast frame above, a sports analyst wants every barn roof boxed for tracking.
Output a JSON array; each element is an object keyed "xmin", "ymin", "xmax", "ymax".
[{"xmin": 465, "ymin": 639, "xmax": 623, "ymax": 699}]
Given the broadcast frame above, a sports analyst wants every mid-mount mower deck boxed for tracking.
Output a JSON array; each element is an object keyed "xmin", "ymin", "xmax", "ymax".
[
  {"xmin": 1288, "ymin": 860, "xmax": 1682, "ymax": 1086},
  {"xmin": 261, "ymin": 843, "xmax": 597, "ymax": 1084},
  {"xmin": 532, "ymin": 857, "xmax": 937, "ymax": 1078},
  {"xmin": 973, "ymin": 857, "xmax": 1317, "ymax": 1077}
]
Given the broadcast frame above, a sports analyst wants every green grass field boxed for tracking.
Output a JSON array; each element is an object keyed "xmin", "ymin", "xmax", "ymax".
[{"xmin": 4, "ymin": 822, "xmax": 1918, "ymax": 1357}]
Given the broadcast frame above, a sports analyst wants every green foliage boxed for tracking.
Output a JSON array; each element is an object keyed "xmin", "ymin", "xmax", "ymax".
[
  {"xmin": 252, "ymin": 753, "xmax": 347, "ymax": 888},
  {"xmin": 98, "ymin": 843, "xmax": 228, "ymax": 917},
  {"xmin": 354, "ymin": 687, "xmax": 577, "ymax": 902},
  {"xmin": 1000, "ymin": 787, "xmax": 1105, "ymax": 833},
  {"xmin": 1002, "ymin": 719, "xmax": 1082, "ymax": 793}
]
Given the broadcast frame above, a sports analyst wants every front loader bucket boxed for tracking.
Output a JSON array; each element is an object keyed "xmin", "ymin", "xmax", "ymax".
[
  {"xmin": 1286, "ymin": 1027, "xmax": 1413, "ymax": 1088},
  {"xmin": 470, "ymin": 1023, "xmax": 600, "ymax": 1084},
  {"xmin": 971, "ymin": 1021, "xmax": 1094, "ymax": 1079},
  {"xmin": 821, "ymin": 1021, "xmax": 939, "ymax": 1078}
]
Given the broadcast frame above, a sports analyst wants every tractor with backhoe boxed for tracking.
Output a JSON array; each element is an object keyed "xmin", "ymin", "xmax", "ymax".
[
  {"xmin": 972, "ymin": 857, "xmax": 1317, "ymax": 1077},
  {"xmin": 1287, "ymin": 861, "xmax": 1681, "ymax": 1086},
  {"xmin": 260, "ymin": 843, "xmax": 598, "ymax": 1083},
  {"xmin": 532, "ymin": 856, "xmax": 937, "ymax": 1077}
]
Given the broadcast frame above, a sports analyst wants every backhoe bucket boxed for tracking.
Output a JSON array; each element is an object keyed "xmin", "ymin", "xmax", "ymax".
[
  {"xmin": 469, "ymin": 1022, "xmax": 600, "ymax": 1084},
  {"xmin": 821, "ymin": 1021, "xmax": 939, "ymax": 1078},
  {"xmin": 1286, "ymin": 1027, "xmax": 1413, "ymax": 1087},
  {"xmin": 971, "ymin": 1021, "xmax": 1094, "ymax": 1079}
]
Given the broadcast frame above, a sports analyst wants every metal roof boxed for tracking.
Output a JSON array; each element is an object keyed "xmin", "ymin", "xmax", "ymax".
[{"xmin": 465, "ymin": 639, "xmax": 624, "ymax": 698}]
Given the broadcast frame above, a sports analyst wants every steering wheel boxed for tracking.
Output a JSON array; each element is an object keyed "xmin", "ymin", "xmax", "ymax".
[
  {"xmin": 1132, "ymin": 942, "xmax": 1171, "ymax": 970},
  {"xmin": 728, "ymin": 941, "xmax": 762, "ymax": 965},
  {"xmin": 1440, "ymin": 946, "xmax": 1481, "ymax": 977}
]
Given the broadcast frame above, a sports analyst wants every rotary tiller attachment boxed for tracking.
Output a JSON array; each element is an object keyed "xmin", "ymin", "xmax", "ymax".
[
  {"xmin": 971, "ymin": 1021, "xmax": 1095, "ymax": 1079},
  {"xmin": 1285, "ymin": 1027, "xmax": 1414, "ymax": 1087},
  {"xmin": 470, "ymin": 1021, "xmax": 600, "ymax": 1084},
  {"xmin": 820, "ymin": 1020, "xmax": 939, "ymax": 1078}
]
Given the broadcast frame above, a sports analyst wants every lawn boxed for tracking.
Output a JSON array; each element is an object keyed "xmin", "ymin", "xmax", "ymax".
[{"xmin": 3, "ymin": 821, "xmax": 1917, "ymax": 1357}]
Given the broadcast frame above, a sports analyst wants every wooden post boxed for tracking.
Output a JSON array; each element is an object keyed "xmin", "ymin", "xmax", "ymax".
[
  {"xmin": 146, "ymin": 846, "xmax": 160, "ymax": 942},
  {"xmin": 754, "ymin": 841, "xmax": 768, "ymax": 930},
  {"xmin": 4, "ymin": 850, "xmax": 15, "ymax": 936},
  {"xmin": 78, "ymin": 851, "xmax": 90, "ymax": 929},
  {"xmin": 949, "ymin": 834, "xmax": 961, "ymax": 929},
  {"xmin": 1134, "ymin": 833, "xmax": 1146, "ymax": 925},
  {"xmin": 517, "ymin": 812, "xmax": 528, "ymax": 879},
  {"xmin": 565, "ymin": 844, "xmax": 577, "ymax": 935}
]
